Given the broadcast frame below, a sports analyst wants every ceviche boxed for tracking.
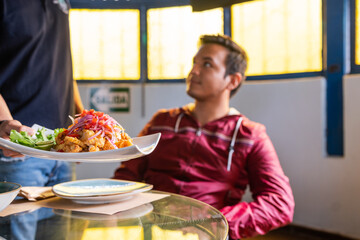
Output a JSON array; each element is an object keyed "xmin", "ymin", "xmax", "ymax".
[{"xmin": 55, "ymin": 109, "xmax": 133, "ymax": 153}]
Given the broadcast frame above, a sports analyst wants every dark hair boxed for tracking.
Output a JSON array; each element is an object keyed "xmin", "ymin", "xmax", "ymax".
[{"xmin": 199, "ymin": 34, "xmax": 248, "ymax": 97}]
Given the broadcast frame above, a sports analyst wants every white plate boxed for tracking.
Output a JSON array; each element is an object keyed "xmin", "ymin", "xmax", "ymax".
[
  {"xmin": 52, "ymin": 179, "xmax": 153, "ymax": 204},
  {"xmin": 0, "ymin": 133, "xmax": 160, "ymax": 163},
  {"xmin": 0, "ymin": 182, "xmax": 22, "ymax": 212}
]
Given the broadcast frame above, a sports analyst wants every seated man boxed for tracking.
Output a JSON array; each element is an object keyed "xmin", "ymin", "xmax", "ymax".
[{"xmin": 113, "ymin": 34, "xmax": 294, "ymax": 239}]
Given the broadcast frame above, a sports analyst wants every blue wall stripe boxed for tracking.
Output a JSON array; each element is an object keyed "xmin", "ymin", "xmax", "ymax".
[{"xmin": 324, "ymin": 0, "xmax": 348, "ymax": 156}]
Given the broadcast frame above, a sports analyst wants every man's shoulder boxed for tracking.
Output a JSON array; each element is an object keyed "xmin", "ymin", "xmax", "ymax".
[
  {"xmin": 242, "ymin": 116, "xmax": 265, "ymax": 130},
  {"xmin": 238, "ymin": 115, "xmax": 268, "ymax": 139},
  {"xmin": 227, "ymin": 108, "xmax": 266, "ymax": 131},
  {"xmin": 148, "ymin": 107, "xmax": 187, "ymax": 128},
  {"xmin": 152, "ymin": 107, "xmax": 184, "ymax": 119}
]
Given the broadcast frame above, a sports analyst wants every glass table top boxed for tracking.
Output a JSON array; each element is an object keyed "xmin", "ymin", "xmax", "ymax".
[{"xmin": 0, "ymin": 190, "xmax": 228, "ymax": 240}]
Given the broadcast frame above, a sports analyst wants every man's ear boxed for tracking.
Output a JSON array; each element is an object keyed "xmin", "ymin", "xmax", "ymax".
[{"xmin": 227, "ymin": 72, "xmax": 243, "ymax": 91}]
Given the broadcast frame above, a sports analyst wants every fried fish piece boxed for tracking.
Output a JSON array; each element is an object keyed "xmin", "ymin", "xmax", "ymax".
[{"xmin": 80, "ymin": 130, "xmax": 105, "ymax": 148}]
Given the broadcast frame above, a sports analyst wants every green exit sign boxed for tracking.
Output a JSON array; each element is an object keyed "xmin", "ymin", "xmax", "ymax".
[{"xmin": 90, "ymin": 87, "xmax": 130, "ymax": 113}]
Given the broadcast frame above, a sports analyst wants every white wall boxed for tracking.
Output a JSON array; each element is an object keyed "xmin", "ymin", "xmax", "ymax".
[{"xmin": 76, "ymin": 75, "xmax": 360, "ymax": 239}]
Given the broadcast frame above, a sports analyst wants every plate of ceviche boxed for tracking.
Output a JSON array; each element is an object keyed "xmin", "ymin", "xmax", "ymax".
[{"xmin": 0, "ymin": 110, "xmax": 161, "ymax": 163}]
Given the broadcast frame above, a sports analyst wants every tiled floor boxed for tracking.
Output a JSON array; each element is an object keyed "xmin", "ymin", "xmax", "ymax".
[{"xmin": 245, "ymin": 225, "xmax": 357, "ymax": 240}]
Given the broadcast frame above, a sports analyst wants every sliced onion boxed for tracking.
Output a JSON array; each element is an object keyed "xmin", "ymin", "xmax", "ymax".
[
  {"xmin": 68, "ymin": 115, "xmax": 75, "ymax": 124},
  {"xmin": 105, "ymin": 136, "xmax": 118, "ymax": 149},
  {"xmin": 65, "ymin": 111, "xmax": 125, "ymax": 146}
]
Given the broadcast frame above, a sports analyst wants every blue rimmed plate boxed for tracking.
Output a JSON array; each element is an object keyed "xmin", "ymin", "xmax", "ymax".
[{"xmin": 52, "ymin": 179, "xmax": 153, "ymax": 204}]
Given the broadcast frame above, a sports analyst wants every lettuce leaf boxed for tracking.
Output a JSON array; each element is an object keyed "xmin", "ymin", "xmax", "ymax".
[
  {"xmin": 9, "ymin": 130, "xmax": 34, "ymax": 147},
  {"xmin": 9, "ymin": 128, "xmax": 64, "ymax": 151}
]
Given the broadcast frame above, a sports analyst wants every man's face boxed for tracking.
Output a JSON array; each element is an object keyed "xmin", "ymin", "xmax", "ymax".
[{"xmin": 186, "ymin": 43, "xmax": 231, "ymax": 101}]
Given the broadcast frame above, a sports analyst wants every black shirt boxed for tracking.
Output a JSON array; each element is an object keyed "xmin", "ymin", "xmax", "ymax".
[{"xmin": 0, "ymin": 0, "xmax": 74, "ymax": 129}]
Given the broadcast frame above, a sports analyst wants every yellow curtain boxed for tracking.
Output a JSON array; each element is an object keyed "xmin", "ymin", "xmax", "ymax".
[
  {"xmin": 70, "ymin": 9, "xmax": 140, "ymax": 80},
  {"xmin": 147, "ymin": 6, "xmax": 223, "ymax": 80},
  {"xmin": 232, "ymin": 0, "xmax": 322, "ymax": 76}
]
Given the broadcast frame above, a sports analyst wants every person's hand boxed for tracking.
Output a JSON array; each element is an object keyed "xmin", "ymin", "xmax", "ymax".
[{"xmin": 0, "ymin": 120, "xmax": 35, "ymax": 158}]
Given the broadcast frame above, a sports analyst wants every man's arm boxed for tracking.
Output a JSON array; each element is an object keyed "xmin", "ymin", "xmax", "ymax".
[
  {"xmin": 112, "ymin": 113, "xmax": 159, "ymax": 181},
  {"xmin": 113, "ymin": 156, "xmax": 148, "ymax": 181},
  {"xmin": 113, "ymin": 130, "xmax": 151, "ymax": 181},
  {"xmin": 73, "ymin": 81, "xmax": 84, "ymax": 114},
  {"xmin": 0, "ymin": 94, "xmax": 34, "ymax": 157},
  {"xmin": 0, "ymin": 94, "xmax": 12, "ymax": 121},
  {"xmin": 220, "ymin": 132, "xmax": 295, "ymax": 239}
]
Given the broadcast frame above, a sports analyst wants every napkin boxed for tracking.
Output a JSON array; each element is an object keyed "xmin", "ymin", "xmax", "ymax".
[
  {"xmin": 19, "ymin": 186, "xmax": 55, "ymax": 201},
  {"xmin": 0, "ymin": 192, "xmax": 168, "ymax": 217},
  {"xmin": 0, "ymin": 198, "xmax": 52, "ymax": 217}
]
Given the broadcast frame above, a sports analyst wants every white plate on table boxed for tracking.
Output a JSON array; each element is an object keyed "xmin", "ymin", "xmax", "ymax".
[
  {"xmin": 0, "ymin": 133, "xmax": 160, "ymax": 163},
  {"xmin": 52, "ymin": 178, "xmax": 153, "ymax": 204}
]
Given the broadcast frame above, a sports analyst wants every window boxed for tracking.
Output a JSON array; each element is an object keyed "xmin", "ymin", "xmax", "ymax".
[
  {"xmin": 68, "ymin": 1, "xmax": 350, "ymax": 156},
  {"xmin": 231, "ymin": 0, "xmax": 322, "ymax": 76},
  {"xmin": 147, "ymin": 6, "xmax": 223, "ymax": 80},
  {"xmin": 69, "ymin": 1, "xmax": 322, "ymax": 81},
  {"xmin": 70, "ymin": 9, "xmax": 140, "ymax": 80}
]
